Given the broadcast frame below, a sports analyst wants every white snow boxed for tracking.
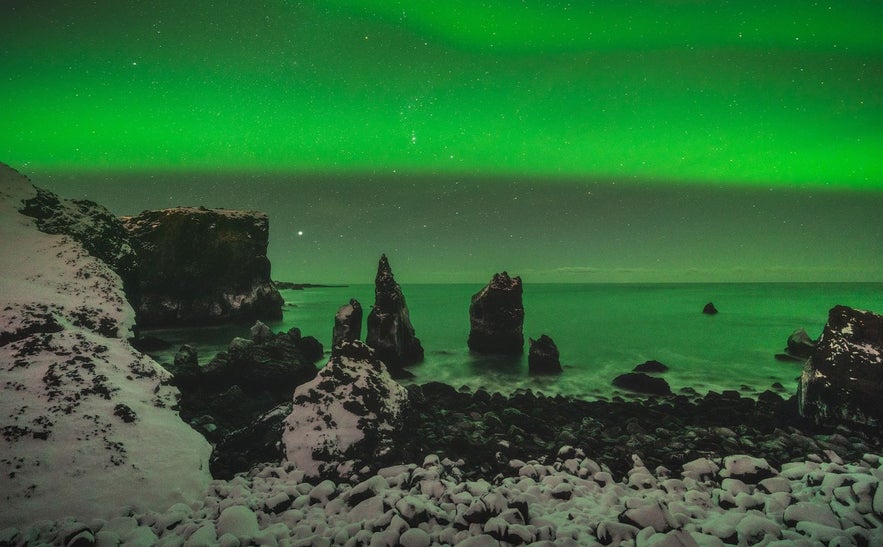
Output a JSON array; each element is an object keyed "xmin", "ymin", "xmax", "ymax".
[{"xmin": 0, "ymin": 164, "xmax": 211, "ymax": 529}]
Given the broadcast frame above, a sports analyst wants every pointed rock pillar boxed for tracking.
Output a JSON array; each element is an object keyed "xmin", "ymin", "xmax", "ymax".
[{"xmin": 366, "ymin": 254, "xmax": 424, "ymax": 372}]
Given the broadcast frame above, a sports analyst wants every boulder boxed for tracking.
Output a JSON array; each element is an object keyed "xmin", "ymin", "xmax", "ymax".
[
  {"xmin": 703, "ymin": 302, "xmax": 718, "ymax": 315},
  {"xmin": 612, "ymin": 372, "xmax": 672, "ymax": 396},
  {"xmin": 365, "ymin": 255, "xmax": 424, "ymax": 372},
  {"xmin": 468, "ymin": 272, "xmax": 525, "ymax": 354},
  {"xmin": 528, "ymin": 335, "xmax": 561, "ymax": 374},
  {"xmin": 798, "ymin": 305, "xmax": 883, "ymax": 427},
  {"xmin": 634, "ymin": 360, "xmax": 669, "ymax": 373},
  {"xmin": 333, "ymin": 298, "xmax": 363, "ymax": 354},
  {"xmin": 786, "ymin": 328, "xmax": 816, "ymax": 359},
  {"xmin": 283, "ymin": 341, "xmax": 410, "ymax": 477},
  {"xmin": 121, "ymin": 207, "xmax": 283, "ymax": 327}
]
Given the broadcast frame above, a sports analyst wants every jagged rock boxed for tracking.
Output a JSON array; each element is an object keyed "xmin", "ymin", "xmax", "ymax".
[
  {"xmin": 703, "ymin": 302, "xmax": 718, "ymax": 315},
  {"xmin": 333, "ymin": 299, "xmax": 363, "ymax": 354},
  {"xmin": 799, "ymin": 305, "xmax": 883, "ymax": 427},
  {"xmin": 365, "ymin": 255, "xmax": 423, "ymax": 372},
  {"xmin": 211, "ymin": 403, "xmax": 292, "ymax": 479},
  {"xmin": 250, "ymin": 320, "xmax": 272, "ymax": 343},
  {"xmin": 0, "ymin": 163, "xmax": 211, "ymax": 528},
  {"xmin": 612, "ymin": 372, "xmax": 672, "ymax": 396},
  {"xmin": 165, "ymin": 344, "xmax": 200, "ymax": 391},
  {"xmin": 786, "ymin": 328, "xmax": 816, "ymax": 359},
  {"xmin": 283, "ymin": 341, "xmax": 410, "ymax": 477},
  {"xmin": 634, "ymin": 360, "xmax": 669, "ymax": 373},
  {"xmin": 468, "ymin": 272, "xmax": 524, "ymax": 354},
  {"xmin": 121, "ymin": 207, "xmax": 283, "ymax": 327},
  {"xmin": 528, "ymin": 335, "xmax": 561, "ymax": 374}
]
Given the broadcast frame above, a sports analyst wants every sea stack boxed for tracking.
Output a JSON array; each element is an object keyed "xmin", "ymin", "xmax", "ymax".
[
  {"xmin": 333, "ymin": 298, "xmax": 363, "ymax": 354},
  {"xmin": 468, "ymin": 272, "xmax": 525, "ymax": 354},
  {"xmin": 121, "ymin": 207, "xmax": 284, "ymax": 327},
  {"xmin": 798, "ymin": 305, "xmax": 883, "ymax": 427},
  {"xmin": 703, "ymin": 302, "xmax": 719, "ymax": 315},
  {"xmin": 365, "ymin": 254, "xmax": 424, "ymax": 372},
  {"xmin": 528, "ymin": 335, "xmax": 562, "ymax": 374}
]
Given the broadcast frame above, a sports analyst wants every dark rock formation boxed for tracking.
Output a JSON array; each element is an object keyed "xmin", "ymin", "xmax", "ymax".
[
  {"xmin": 121, "ymin": 207, "xmax": 283, "ymax": 327},
  {"xmin": 612, "ymin": 372, "xmax": 672, "ymax": 396},
  {"xmin": 786, "ymin": 328, "xmax": 816, "ymax": 359},
  {"xmin": 169, "ymin": 324, "xmax": 321, "ymax": 443},
  {"xmin": 18, "ymin": 186, "xmax": 139, "ymax": 301},
  {"xmin": 283, "ymin": 340, "xmax": 410, "ymax": 478},
  {"xmin": 528, "ymin": 335, "xmax": 561, "ymax": 374},
  {"xmin": 799, "ymin": 305, "xmax": 883, "ymax": 427},
  {"xmin": 468, "ymin": 272, "xmax": 525, "ymax": 354},
  {"xmin": 211, "ymin": 403, "xmax": 292, "ymax": 479},
  {"xmin": 634, "ymin": 360, "xmax": 669, "ymax": 373},
  {"xmin": 365, "ymin": 255, "xmax": 424, "ymax": 372},
  {"xmin": 333, "ymin": 298, "xmax": 363, "ymax": 354},
  {"xmin": 703, "ymin": 302, "xmax": 718, "ymax": 315}
]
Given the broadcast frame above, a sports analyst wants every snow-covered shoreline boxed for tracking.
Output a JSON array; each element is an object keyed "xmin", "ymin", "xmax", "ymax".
[{"xmin": 3, "ymin": 448, "xmax": 882, "ymax": 546}]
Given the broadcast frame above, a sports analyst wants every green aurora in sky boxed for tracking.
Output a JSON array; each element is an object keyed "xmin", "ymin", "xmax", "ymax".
[{"xmin": 1, "ymin": 1, "xmax": 882, "ymax": 283}]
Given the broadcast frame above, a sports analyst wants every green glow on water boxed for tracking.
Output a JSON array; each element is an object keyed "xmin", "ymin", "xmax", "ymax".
[{"xmin": 2, "ymin": 1, "xmax": 882, "ymax": 189}]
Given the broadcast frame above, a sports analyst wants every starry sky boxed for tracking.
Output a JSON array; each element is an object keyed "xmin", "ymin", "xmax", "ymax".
[{"xmin": 1, "ymin": 1, "xmax": 881, "ymax": 283}]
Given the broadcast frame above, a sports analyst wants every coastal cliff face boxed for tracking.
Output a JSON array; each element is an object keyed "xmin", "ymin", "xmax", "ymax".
[
  {"xmin": 799, "ymin": 305, "xmax": 883, "ymax": 427},
  {"xmin": 121, "ymin": 207, "xmax": 283, "ymax": 327},
  {"xmin": 0, "ymin": 163, "xmax": 211, "ymax": 528}
]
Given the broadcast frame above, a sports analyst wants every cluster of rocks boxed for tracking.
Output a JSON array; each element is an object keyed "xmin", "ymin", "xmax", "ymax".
[{"xmin": 7, "ymin": 447, "xmax": 883, "ymax": 546}]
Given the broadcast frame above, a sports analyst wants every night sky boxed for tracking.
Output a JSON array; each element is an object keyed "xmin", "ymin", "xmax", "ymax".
[{"xmin": 2, "ymin": 1, "xmax": 881, "ymax": 283}]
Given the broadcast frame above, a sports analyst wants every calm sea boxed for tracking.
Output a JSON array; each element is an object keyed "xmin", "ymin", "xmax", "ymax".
[{"xmin": 145, "ymin": 283, "xmax": 883, "ymax": 400}]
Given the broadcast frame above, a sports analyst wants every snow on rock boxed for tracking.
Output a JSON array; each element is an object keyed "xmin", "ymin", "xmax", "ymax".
[
  {"xmin": 0, "ymin": 163, "xmax": 211, "ymax": 529},
  {"xmin": 282, "ymin": 340, "xmax": 409, "ymax": 477}
]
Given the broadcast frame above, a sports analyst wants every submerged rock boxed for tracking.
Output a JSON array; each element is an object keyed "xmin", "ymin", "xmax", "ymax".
[
  {"xmin": 612, "ymin": 372, "xmax": 672, "ymax": 396},
  {"xmin": 528, "ymin": 335, "xmax": 561, "ymax": 374},
  {"xmin": 333, "ymin": 298, "xmax": 363, "ymax": 355},
  {"xmin": 799, "ymin": 305, "xmax": 883, "ymax": 427},
  {"xmin": 703, "ymin": 302, "xmax": 719, "ymax": 315},
  {"xmin": 365, "ymin": 255, "xmax": 424, "ymax": 372},
  {"xmin": 468, "ymin": 272, "xmax": 525, "ymax": 354},
  {"xmin": 121, "ymin": 207, "xmax": 284, "ymax": 327},
  {"xmin": 283, "ymin": 340, "xmax": 410, "ymax": 477}
]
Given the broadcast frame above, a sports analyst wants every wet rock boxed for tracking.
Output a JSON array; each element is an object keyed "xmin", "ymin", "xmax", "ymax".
[
  {"xmin": 332, "ymin": 299, "xmax": 363, "ymax": 354},
  {"xmin": 468, "ymin": 272, "xmax": 524, "ymax": 354},
  {"xmin": 365, "ymin": 255, "xmax": 424, "ymax": 372},
  {"xmin": 703, "ymin": 302, "xmax": 718, "ymax": 315},
  {"xmin": 528, "ymin": 335, "xmax": 561, "ymax": 374},
  {"xmin": 786, "ymin": 328, "xmax": 817, "ymax": 359},
  {"xmin": 121, "ymin": 207, "xmax": 283, "ymax": 327},
  {"xmin": 612, "ymin": 372, "xmax": 672, "ymax": 396},
  {"xmin": 799, "ymin": 305, "xmax": 883, "ymax": 427}
]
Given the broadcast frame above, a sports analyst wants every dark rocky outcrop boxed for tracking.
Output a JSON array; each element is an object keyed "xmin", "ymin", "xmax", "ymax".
[
  {"xmin": 283, "ymin": 340, "xmax": 410, "ymax": 478},
  {"xmin": 634, "ymin": 360, "xmax": 669, "ymax": 373},
  {"xmin": 703, "ymin": 302, "xmax": 718, "ymax": 315},
  {"xmin": 799, "ymin": 305, "xmax": 883, "ymax": 427},
  {"xmin": 121, "ymin": 207, "xmax": 283, "ymax": 327},
  {"xmin": 468, "ymin": 272, "xmax": 524, "ymax": 354},
  {"xmin": 18, "ymin": 186, "xmax": 139, "ymax": 301},
  {"xmin": 333, "ymin": 298, "xmax": 363, "ymax": 355},
  {"xmin": 365, "ymin": 255, "xmax": 424, "ymax": 373},
  {"xmin": 528, "ymin": 335, "xmax": 561, "ymax": 374},
  {"xmin": 612, "ymin": 372, "xmax": 672, "ymax": 396},
  {"xmin": 786, "ymin": 328, "xmax": 816, "ymax": 359}
]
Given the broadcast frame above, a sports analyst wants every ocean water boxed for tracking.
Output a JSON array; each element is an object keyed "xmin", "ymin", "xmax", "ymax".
[{"xmin": 146, "ymin": 283, "xmax": 883, "ymax": 400}]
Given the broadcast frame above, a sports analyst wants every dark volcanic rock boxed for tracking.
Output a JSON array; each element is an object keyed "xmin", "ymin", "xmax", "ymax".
[
  {"xmin": 634, "ymin": 360, "xmax": 669, "ymax": 373},
  {"xmin": 332, "ymin": 298, "xmax": 363, "ymax": 354},
  {"xmin": 703, "ymin": 302, "xmax": 718, "ymax": 315},
  {"xmin": 18, "ymin": 186, "xmax": 139, "ymax": 301},
  {"xmin": 365, "ymin": 255, "xmax": 424, "ymax": 372},
  {"xmin": 211, "ymin": 403, "xmax": 292, "ymax": 479},
  {"xmin": 786, "ymin": 328, "xmax": 816, "ymax": 359},
  {"xmin": 468, "ymin": 272, "xmax": 525, "ymax": 354},
  {"xmin": 528, "ymin": 335, "xmax": 561, "ymax": 374},
  {"xmin": 799, "ymin": 305, "xmax": 883, "ymax": 427},
  {"xmin": 121, "ymin": 207, "xmax": 283, "ymax": 327},
  {"xmin": 612, "ymin": 372, "xmax": 672, "ymax": 396}
]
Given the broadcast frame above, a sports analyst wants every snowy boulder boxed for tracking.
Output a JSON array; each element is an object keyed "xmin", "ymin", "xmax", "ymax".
[
  {"xmin": 798, "ymin": 305, "xmax": 883, "ymax": 427},
  {"xmin": 468, "ymin": 271, "xmax": 525, "ymax": 354},
  {"xmin": 332, "ymin": 298, "xmax": 363, "ymax": 354},
  {"xmin": 121, "ymin": 206, "xmax": 284, "ymax": 326},
  {"xmin": 0, "ymin": 163, "xmax": 211, "ymax": 529},
  {"xmin": 282, "ymin": 340, "xmax": 410, "ymax": 477},
  {"xmin": 365, "ymin": 254, "xmax": 424, "ymax": 373}
]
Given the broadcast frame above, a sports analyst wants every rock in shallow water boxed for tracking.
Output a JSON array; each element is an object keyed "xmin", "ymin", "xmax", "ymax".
[
  {"xmin": 468, "ymin": 272, "xmax": 525, "ymax": 354},
  {"xmin": 612, "ymin": 372, "xmax": 672, "ymax": 396},
  {"xmin": 528, "ymin": 334, "xmax": 561, "ymax": 374},
  {"xmin": 332, "ymin": 298, "xmax": 363, "ymax": 354},
  {"xmin": 799, "ymin": 305, "xmax": 883, "ymax": 427},
  {"xmin": 365, "ymin": 254, "xmax": 424, "ymax": 372}
]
